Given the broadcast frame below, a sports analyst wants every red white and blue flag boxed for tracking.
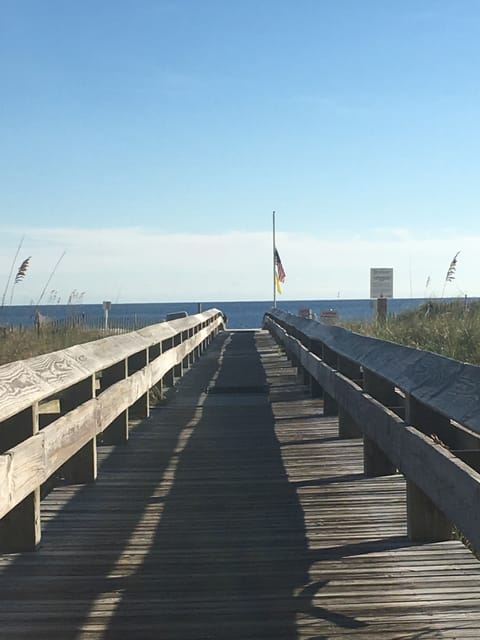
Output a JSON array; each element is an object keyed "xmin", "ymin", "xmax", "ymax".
[
  {"xmin": 274, "ymin": 248, "xmax": 286, "ymax": 294},
  {"xmin": 274, "ymin": 248, "xmax": 286, "ymax": 282}
]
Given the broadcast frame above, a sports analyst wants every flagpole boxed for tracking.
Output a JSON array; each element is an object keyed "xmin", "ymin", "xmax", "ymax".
[{"xmin": 273, "ymin": 210, "xmax": 276, "ymax": 308}]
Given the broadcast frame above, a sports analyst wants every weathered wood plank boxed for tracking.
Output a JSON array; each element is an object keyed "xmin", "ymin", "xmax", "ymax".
[
  {"xmin": 0, "ymin": 316, "xmax": 224, "ymax": 521},
  {"xmin": 0, "ymin": 310, "xmax": 224, "ymax": 423},
  {"xmin": 0, "ymin": 330, "xmax": 479, "ymax": 639},
  {"xmin": 268, "ymin": 316, "xmax": 480, "ymax": 550},
  {"xmin": 266, "ymin": 309, "xmax": 480, "ymax": 436}
]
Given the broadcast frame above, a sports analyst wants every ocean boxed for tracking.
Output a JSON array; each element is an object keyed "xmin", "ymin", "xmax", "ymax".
[{"xmin": 0, "ymin": 298, "xmax": 435, "ymax": 330}]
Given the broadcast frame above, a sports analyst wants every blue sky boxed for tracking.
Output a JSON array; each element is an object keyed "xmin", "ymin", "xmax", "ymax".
[{"xmin": 1, "ymin": 1, "xmax": 479, "ymax": 303}]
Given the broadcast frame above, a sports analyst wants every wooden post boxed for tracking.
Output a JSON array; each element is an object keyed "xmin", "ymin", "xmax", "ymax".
[
  {"xmin": 377, "ymin": 297, "xmax": 387, "ymax": 324},
  {"xmin": 101, "ymin": 360, "xmax": 129, "ymax": 444},
  {"xmin": 407, "ymin": 481, "xmax": 453, "ymax": 542},
  {"xmin": 362, "ymin": 369, "xmax": 397, "ymax": 476},
  {"xmin": 0, "ymin": 405, "xmax": 41, "ymax": 552},
  {"xmin": 61, "ymin": 377, "xmax": 97, "ymax": 484}
]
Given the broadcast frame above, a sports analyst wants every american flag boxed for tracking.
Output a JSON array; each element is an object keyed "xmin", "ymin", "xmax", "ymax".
[{"xmin": 274, "ymin": 248, "xmax": 286, "ymax": 282}]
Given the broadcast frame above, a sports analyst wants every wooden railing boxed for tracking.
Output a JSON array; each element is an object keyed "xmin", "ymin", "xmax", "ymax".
[
  {"xmin": 264, "ymin": 309, "xmax": 480, "ymax": 551},
  {"xmin": 0, "ymin": 309, "xmax": 225, "ymax": 552}
]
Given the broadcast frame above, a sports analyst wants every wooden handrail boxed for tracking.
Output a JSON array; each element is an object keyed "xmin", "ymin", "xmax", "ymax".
[
  {"xmin": 266, "ymin": 308, "xmax": 480, "ymax": 436},
  {"xmin": 0, "ymin": 309, "xmax": 225, "ymax": 552},
  {"xmin": 0, "ymin": 309, "xmax": 222, "ymax": 423},
  {"xmin": 264, "ymin": 309, "xmax": 480, "ymax": 552}
]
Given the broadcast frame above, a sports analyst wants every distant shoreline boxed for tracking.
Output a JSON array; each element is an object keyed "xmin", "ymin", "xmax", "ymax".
[{"xmin": 2, "ymin": 297, "xmax": 473, "ymax": 330}]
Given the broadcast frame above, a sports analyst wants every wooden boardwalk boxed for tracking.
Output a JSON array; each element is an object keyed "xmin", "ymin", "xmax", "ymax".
[{"xmin": 1, "ymin": 330, "xmax": 480, "ymax": 638}]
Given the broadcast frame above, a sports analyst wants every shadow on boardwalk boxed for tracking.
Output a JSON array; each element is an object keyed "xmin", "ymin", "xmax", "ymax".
[
  {"xmin": 103, "ymin": 331, "xmax": 310, "ymax": 639},
  {"xmin": 0, "ymin": 331, "xmax": 424, "ymax": 639},
  {"xmin": 0, "ymin": 332, "xmax": 306, "ymax": 639}
]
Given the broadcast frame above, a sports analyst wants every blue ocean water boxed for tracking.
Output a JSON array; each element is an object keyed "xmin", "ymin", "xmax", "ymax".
[{"xmin": 0, "ymin": 298, "xmax": 434, "ymax": 330}]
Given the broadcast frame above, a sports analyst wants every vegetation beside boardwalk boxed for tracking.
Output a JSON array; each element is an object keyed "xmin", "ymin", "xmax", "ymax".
[
  {"xmin": 2, "ymin": 298, "xmax": 479, "ymax": 368},
  {"xmin": 0, "ymin": 312, "xmax": 157, "ymax": 367},
  {"xmin": 0, "ymin": 325, "xmax": 115, "ymax": 367},
  {"xmin": 343, "ymin": 299, "xmax": 480, "ymax": 365}
]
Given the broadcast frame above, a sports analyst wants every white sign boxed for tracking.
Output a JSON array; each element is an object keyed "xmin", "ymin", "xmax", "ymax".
[{"xmin": 370, "ymin": 268, "xmax": 393, "ymax": 298}]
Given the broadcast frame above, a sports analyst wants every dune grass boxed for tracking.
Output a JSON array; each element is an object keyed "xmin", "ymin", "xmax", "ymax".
[
  {"xmin": 0, "ymin": 325, "xmax": 115, "ymax": 367},
  {"xmin": 2, "ymin": 299, "xmax": 478, "ymax": 367},
  {"xmin": 343, "ymin": 299, "xmax": 480, "ymax": 365}
]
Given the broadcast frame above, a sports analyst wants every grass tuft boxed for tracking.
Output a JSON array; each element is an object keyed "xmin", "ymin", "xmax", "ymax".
[
  {"xmin": 0, "ymin": 325, "xmax": 117, "ymax": 366},
  {"xmin": 342, "ymin": 299, "xmax": 480, "ymax": 364}
]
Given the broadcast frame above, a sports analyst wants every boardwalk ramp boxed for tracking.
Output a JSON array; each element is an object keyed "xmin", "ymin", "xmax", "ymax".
[{"xmin": 1, "ymin": 330, "xmax": 480, "ymax": 638}]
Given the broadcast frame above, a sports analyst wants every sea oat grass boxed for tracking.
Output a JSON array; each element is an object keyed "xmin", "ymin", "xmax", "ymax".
[
  {"xmin": 0, "ymin": 325, "xmax": 117, "ymax": 366},
  {"xmin": 343, "ymin": 300, "xmax": 480, "ymax": 364}
]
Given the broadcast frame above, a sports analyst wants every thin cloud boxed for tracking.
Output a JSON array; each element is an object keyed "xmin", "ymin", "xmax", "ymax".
[{"xmin": 0, "ymin": 226, "xmax": 477, "ymax": 303}]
